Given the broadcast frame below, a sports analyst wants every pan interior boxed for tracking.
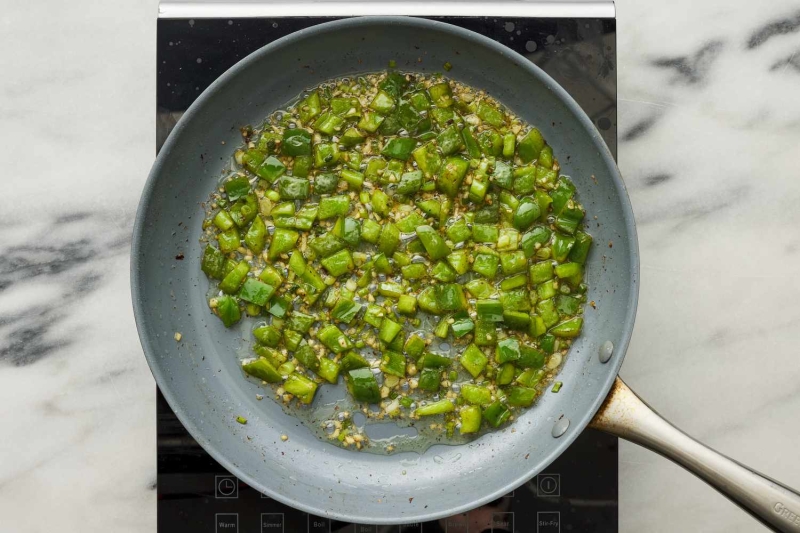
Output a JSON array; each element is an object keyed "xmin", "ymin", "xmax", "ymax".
[{"xmin": 132, "ymin": 17, "xmax": 638, "ymax": 524}]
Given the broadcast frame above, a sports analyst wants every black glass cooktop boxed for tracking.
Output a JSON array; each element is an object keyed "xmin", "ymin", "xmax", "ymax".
[{"xmin": 156, "ymin": 14, "xmax": 617, "ymax": 533}]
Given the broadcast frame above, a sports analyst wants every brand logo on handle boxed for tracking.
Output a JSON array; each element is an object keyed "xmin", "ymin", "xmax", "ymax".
[{"xmin": 774, "ymin": 503, "xmax": 800, "ymax": 527}]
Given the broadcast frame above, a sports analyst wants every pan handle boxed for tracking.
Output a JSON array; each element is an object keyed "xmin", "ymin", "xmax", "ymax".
[{"xmin": 589, "ymin": 377, "xmax": 800, "ymax": 532}]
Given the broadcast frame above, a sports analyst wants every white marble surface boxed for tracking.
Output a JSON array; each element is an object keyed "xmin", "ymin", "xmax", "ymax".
[{"xmin": 1, "ymin": 1, "xmax": 799, "ymax": 531}]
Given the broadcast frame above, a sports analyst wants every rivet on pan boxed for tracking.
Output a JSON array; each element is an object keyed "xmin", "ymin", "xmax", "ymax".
[
  {"xmin": 599, "ymin": 341, "xmax": 614, "ymax": 363},
  {"xmin": 552, "ymin": 416, "xmax": 570, "ymax": 438}
]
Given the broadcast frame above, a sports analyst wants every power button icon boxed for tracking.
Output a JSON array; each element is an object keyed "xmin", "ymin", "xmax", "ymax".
[
  {"xmin": 537, "ymin": 473, "xmax": 560, "ymax": 497},
  {"xmin": 215, "ymin": 475, "xmax": 239, "ymax": 499}
]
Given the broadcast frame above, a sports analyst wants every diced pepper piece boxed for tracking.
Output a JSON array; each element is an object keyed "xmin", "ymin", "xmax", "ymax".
[
  {"xmin": 378, "ymin": 281, "xmax": 404, "ymax": 299},
  {"xmin": 213, "ymin": 209, "xmax": 235, "ymax": 231},
  {"xmin": 445, "ymin": 250, "xmax": 469, "ymax": 276},
  {"xmin": 254, "ymin": 345, "xmax": 286, "ymax": 368},
  {"xmin": 267, "ymin": 296, "xmax": 289, "ymax": 318},
  {"xmin": 448, "ymin": 311, "xmax": 474, "ymax": 339},
  {"xmin": 473, "ymin": 249, "xmax": 500, "ymax": 279},
  {"xmin": 537, "ymin": 279, "xmax": 557, "ymax": 300},
  {"xmin": 434, "ymin": 315, "xmax": 450, "ymax": 338},
  {"xmin": 216, "ymin": 295, "xmax": 241, "ymax": 327},
  {"xmin": 238, "ymin": 279, "xmax": 274, "ymax": 306},
  {"xmin": 378, "ymin": 318, "xmax": 403, "ymax": 344},
  {"xmin": 550, "ymin": 317, "xmax": 583, "ymax": 338},
  {"xmin": 503, "ymin": 310, "xmax": 531, "ymax": 330},
  {"xmin": 380, "ymin": 351, "xmax": 407, "ymax": 377},
  {"xmin": 518, "ymin": 345, "xmax": 546, "ymax": 368},
  {"xmin": 363, "ymin": 304, "xmax": 385, "ymax": 328},
  {"xmin": 268, "ymin": 228, "xmax": 298, "ymax": 261},
  {"xmin": 282, "ymin": 128, "xmax": 312, "ymax": 156},
  {"xmin": 552, "ymin": 233, "xmax": 576, "ymax": 262},
  {"xmin": 243, "ymin": 216, "xmax": 267, "ymax": 254},
  {"xmin": 361, "ymin": 219, "xmax": 381, "ymax": 244},
  {"xmin": 459, "ymin": 405, "xmax": 482, "ymax": 433},
  {"xmin": 396, "ymin": 170, "xmax": 423, "ymax": 195},
  {"xmin": 502, "ymin": 132, "xmax": 516, "ymax": 159},
  {"xmin": 437, "ymin": 157, "xmax": 470, "ymax": 197},
  {"xmin": 346, "ymin": 368, "xmax": 381, "ymax": 403},
  {"xmin": 400, "ymin": 263, "xmax": 425, "ymax": 280},
  {"xmin": 445, "ymin": 218, "xmax": 472, "ymax": 243},
  {"xmin": 472, "ymin": 224, "xmax": 499, "ymax": 243},
  {"xmin": 397, "ymin": 294, "xmax": 418, "ymax": 316},
  {"xmin": 521, "ymin": 226, "xmax": 552, "ymax": 257},
  {"xmin": 288, "ymin": 251, "xmax": 326, "ymax": 292},
  {"xmin": 404, "ymin": 334, "xmax": 426, "ymax": 360},
  {"xmin": 536, "ymin": 299, "xmax": 560, "ymax": 328},
  {"xmin": 415, "ymin": 225, "xmax": 450, "ymax": 260},
  {"xmin": 318, "ymin": 324, "xmax": 353, "ymax": 354},
  {"xmin": 437, "ymin": 125, "xmax": 463, "ymax": 156},
  {"xmin": 428, "ymin": 82, "xmax": 454, "ymax": 108},
  {"xmin": 298, "ymin": 91, "xmax": 322, "ymax": 122},
  {"xmin": 330, "ymin": 299, "xmax": 363, "ymax": 324},
  {"xmin": 284, "ymin": 372, "xmax": 318, "ymax": 404},
  {"xmin": 313, "ymin": 112, "xmax": 345, "ymax": 136},
  {"xmin": 294, "ymin": 343, "xmax": 320, "ymax": 371},
  {"xmin": 381, "ymin": 138, "xmax": 417, "ymax": 161},
  {"xmin": 495, "ymin": 337, "xmax": 521, "ymax": 364},
  {"xmin": 513, "ymin": 197, "xmax": 541, "ymax": 231},
  {"xmin": 497, "ymin": 362, "xmax": 515, "ymax": 385},
  {"xmin": 418, "ymin": 367, "xmax": 441, "ymax": 391},
  {"xmin": 219, "ymin": 261, "xmax": 250, "ymax": 294},
  {"xmin": 474, "ymin": 320, "xmax": 497, "ymax": 346},
  {"xmin": 242, "ymin": 358, "xmax": 282, "ymax": 383},
  {"xmin": 416, "ymin": 398, "xmax": 455, "ymax": 416},
  {"xmin": 517, "ymin": 128, "xmax": 545, "ymax": 164},
  {"xmin": 568, "ymin": 231, "xmax": 593, "ymax": 265},
  {"xmin": 317, "ymin": 357, "xmax": 341, "ymax": 384},
  {"xmin": 370, "ymin": 189, "xmax": 390, "ymax": 216},
  {"xmin": 460, "ymin": 344, "xmax": 488, "ymax": 378},
  {"xmin": 477, "ymin": 101, "xmax": 506, "ymax": 127},
  {"xmin": 224, "ymin": 176, "xmax": 251, "ymax": 202},
  {"xmin": 500, "ymin": 251, "xmax": 527, "ymax": 275},
  {"xmin": 378, "ymin": 223, "xmax": 401, "ymax": 256},
  {"xmin": 310, "ymin": 233, "xmax": 346, "ymax": 258},
  {"xmin": 253, "ymin": 325, "xmax": 281, "ymax": 347},
  {"xmin": 369, "ymin": 89, "xmax": 396, "ymax": 114},
  {"xmin": 283, "ymin": 329, "xmax": 303, "ymax": 351},
  {"xmin": 461, "ymin": 383, "xmax": 492, "ymax": 405},
  {"xmin": 313, "ymin": 142, "xmax": 341, "ymax": 168},
  {"xmin": 555, "ymin": 201, "xmax": 585, "ymax": 235},
  {"xmin": 201, "ymin": 245, "xmax": 226, "ymax": 279},
  {"xmin": 476, "ymin": 300, "xmax": 504, "ymax": 322},
  {"xmin": 415, "ymin": 198, "xmax": 441, "ymax": 218},
  {"xmin": 418, "ymin": 352, "xmax": 452, "ymax": 369},
  {"xmin": 465, "ymin": 279, "xmax": 494, "ymax": 299},
  {"xmin": 320, "ymin": 249, "xmax": 354, "ymax": 277},
  {"xmin": 340, "ymin": 351, "xmax": 370, "ymax": 372},
  {"xmin": 506, "ymin": 386, "xmax": 538, "ymax": 407},
  {"xmin": 412, "ymin": 142, "xmax": 443, "ymax": 178},
  {"xmin": 318, "ymin": 195, "xmax": 350, "ymax": 219}
]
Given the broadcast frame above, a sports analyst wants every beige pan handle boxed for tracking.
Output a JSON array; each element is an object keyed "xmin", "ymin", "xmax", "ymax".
[{"xmin": 590, "ymin": 378, "xmax": 800, "ymax": 532}]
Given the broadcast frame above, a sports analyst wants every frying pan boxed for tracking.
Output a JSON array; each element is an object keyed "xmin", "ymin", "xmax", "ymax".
[{"xmin": 131, "ymin": 16, "xmax": 800, "ymax": 530}]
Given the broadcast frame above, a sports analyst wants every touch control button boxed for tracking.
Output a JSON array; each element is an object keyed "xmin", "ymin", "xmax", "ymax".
[
  {"xmin": 261, "ymin": 513, "xmax": 284, "ymax": 533},
  {"xmin": 215, "ymin": 475, "xmax": 239, "ymax": 499},
  {"xmin": 216, "ymin": 513, "xmax": 238, "ymax": 532},
  {"xmin": 308, "ymin": 515, "xmax": 331, "ymax": 533},
  {"xmin": 492, "ymin": 512, "xmax": 514, "ymax": 532},
  {"xmin": 537, "ymin": 511, "xmax": 561, "ymax": 533},
  {"xmin": 537, "ymin": 473, "xmax": 560, "ymax": 497}
]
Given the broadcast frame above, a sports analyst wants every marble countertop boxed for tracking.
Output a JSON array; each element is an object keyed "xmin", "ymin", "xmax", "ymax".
[{"xmin": 1, "ymin": 1, "xmax": 799, "ymax": 531}]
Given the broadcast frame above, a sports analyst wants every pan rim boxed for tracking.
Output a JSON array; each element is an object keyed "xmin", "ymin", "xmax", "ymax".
[{"xmin": 131, "ymin": 15, "xmax": 639, "ymax": 524}]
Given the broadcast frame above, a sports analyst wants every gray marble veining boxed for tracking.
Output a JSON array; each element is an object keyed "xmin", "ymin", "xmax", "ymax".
[{"xmin": 1, "ymin": 0, "xmax": 799, "ymax": 531}]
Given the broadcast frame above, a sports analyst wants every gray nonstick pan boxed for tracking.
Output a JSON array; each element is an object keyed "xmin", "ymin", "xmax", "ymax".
[{"xmin": 131, "ymin": 17, "xmax": 800, "ymax": 530}]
